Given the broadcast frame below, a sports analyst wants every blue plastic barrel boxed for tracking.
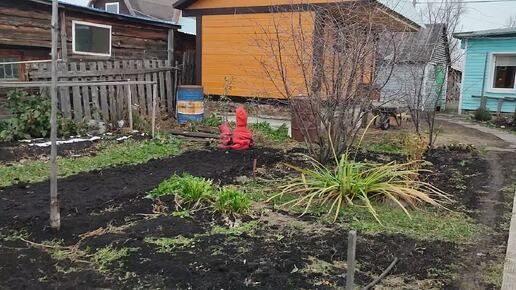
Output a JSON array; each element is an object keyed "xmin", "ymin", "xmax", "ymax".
[{"xmin": 176, "ymin": 85, "xmax": 204, "ymax": 124}]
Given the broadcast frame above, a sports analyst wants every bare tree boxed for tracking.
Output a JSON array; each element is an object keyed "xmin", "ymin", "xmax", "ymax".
[{"xmin": 252, "ymin": 1, "xmax": 414, "ymax": 162}]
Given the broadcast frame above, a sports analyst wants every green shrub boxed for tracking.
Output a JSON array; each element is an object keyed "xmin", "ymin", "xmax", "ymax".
[
  {"xmin": 215, "ymin": 186, "xmax": 251, "ymax": 215},
  {"xmin": 202, "ymin": 114, "xmax": 223, "ymax": 127},
  {"xmin": 474, "ymin": 107, "xmax": 492, "ymax": 122},
  {"xmin": 0, "ymin": 90, "xmax": 85, "ymax": 142},
  {"xmin": 268, "ymin": 152, "xmax": 451, "ymax": 223},
  {"xmin": 148, "ymin": 173, "xmax": 214, "ymax": 208}
]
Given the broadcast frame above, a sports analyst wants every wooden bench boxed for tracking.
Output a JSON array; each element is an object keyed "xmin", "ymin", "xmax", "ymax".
[{"xmin": 472, "ymin": 95, "xmax": 516, "ymax": 116}]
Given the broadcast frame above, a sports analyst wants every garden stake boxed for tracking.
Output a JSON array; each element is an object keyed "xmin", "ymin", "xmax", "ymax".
[
  {"xmin": 152, "ymin": 83, "xmax": 157, "ymax": 138},
  {"xmin": 346, "ymin": 230, "xmax": 357, "ymax": 290},
  {"xmin": 49, "ymin": 0, "xmax": 61, "ymax": 231},
  {"xmin": 253, "ymin": 158, "xmax": 257, "ymax": 179},
  {"xmin": 362, "ymin": 258, "xmax": 399, "ymax": 290},
  {"xmin": 127, "ymin": 80, "xmax": 133, "ymax": 131}
]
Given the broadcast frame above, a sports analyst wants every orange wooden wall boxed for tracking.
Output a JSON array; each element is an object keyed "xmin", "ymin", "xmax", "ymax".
[
  {"xmin": 190, "ymin": 0, "xmax": 349, "ymax": 9},
  {"xmin": 201, "ymin": 12, "xmax": 315, "ymax": 98}
]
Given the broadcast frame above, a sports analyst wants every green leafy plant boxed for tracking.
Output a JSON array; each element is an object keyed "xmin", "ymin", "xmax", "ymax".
[
  {"xmin": 250, "ymin": 121, "xmax": 289, "ymax": 142},
  {"xmin": 0, "ymin": 90, "xmax": 85, "ymax": 141},
  {"xmin": 268, "ymin": 151, "xmax": 451, "ymax": 223},
  {"xmin": 148, "ymin": 173, "xmax": 214, "ymax": 208},
  {"xmin": 474, "ymin": 107, "xmax": 492, "ymax": 122},
  {"xmin": 202, "ymin": 114, "xmax": 223, "ymax": 127},
  {"xmin": 215, "ymin": 186, "xmax": 251, "ymax": 215}
]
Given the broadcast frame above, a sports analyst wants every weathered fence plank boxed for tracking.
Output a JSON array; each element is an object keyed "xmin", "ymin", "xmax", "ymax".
[
  {"xmin": 79, "ymin": 62, "xmax": 91, "ymax": 121},
  {"xmin": 70, "ymin": 63, "xmax": 83, "ymax": 122},
  {"xmin": 28, "ymin": 59, "xmax": 180, "ymax": 125},
  {"xmin": 136, "ymin": 60, "xmax": 146, "ymax": 115},
  {"xmin": 89, "ymin": 62, "xmax": 101, "ymax": 121},
  {"xmin": 97, "ymin": 61, "xmax": 110, "ymax": 121}
]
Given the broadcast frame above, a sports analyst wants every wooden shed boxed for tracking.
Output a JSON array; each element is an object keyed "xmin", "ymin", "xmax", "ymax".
[{"xmin": 174, "ymin": 0, "xmax": 422, "ymax": 99}]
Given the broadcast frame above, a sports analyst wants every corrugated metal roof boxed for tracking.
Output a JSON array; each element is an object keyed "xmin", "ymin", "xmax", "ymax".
[
  {"xmin": 30, "ymin": 0, "xmax": 179, "ymax": 28},
  {"xmin": 379, "ymin": 24, "xmax": 450, "ymax": 64},
  {"xmin": 454, "ymin": 27, "xmax": 516, "ymax": 39}
]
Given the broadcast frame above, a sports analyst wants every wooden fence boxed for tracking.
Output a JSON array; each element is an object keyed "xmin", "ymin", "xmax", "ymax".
[
  {"xmin": 28, "ymin": 60, "xmax": 180, "ymax": 124},
  {"xmin": 181, "ymin": 50, "xmax": 196, "ymax": 85}
]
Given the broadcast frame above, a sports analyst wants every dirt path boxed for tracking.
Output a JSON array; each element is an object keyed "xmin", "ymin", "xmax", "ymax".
[{"xmin": 437, "ymin": 116, "xmax": 516, "ymax": 289}]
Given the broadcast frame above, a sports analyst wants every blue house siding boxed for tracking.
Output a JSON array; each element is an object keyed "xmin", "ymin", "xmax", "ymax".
[{"xmin": 461, "ymin": 38, "xmax": 516, "ymax": 113}]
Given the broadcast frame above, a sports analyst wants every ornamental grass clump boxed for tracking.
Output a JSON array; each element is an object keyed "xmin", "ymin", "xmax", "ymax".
[
  {"xmin": 215, "ymin": 187, "xmax": 251, "ymax": 216},
  {"xmin": 269, "ymin": 152, "xmax": 451, "ymax": 223},
  {"xmin": 148, "ymin": 173, "xmax": 214, "ymax": 208}
]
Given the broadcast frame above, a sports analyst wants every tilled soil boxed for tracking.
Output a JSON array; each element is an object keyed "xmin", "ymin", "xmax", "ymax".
[
  {"xmin": 0, "ymin": 140, "xmax": 100, "ymax": 164},
  {"xmin": 0, "ymin": 147, "xmax": 512, "ymax": 289}
]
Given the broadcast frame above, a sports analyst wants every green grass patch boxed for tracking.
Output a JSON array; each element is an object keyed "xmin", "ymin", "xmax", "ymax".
[
  {"xmin": 209, "ymin": 221, "xmax": 259, "ymax": 236},
  {"xmin": 0, "ymin": 136, "xmax": 182, "ymax": 187},
  {"xmin": 483, "ymin": 258, "xmax": 504, "ymax": 288},
  {"xmin": 250, "ymin": 122, "xmax": 289, "ymax": 142},
  {"xmin": 267, "ymin": 189, "xmax": 481, "ymax": 243},
  {"xmin": 90, "ymin": 245, "xmax": 138, "ymax": 273},
  {"xmin": 339, "ymin": 204, "xmax": 482, "ymax": 243},
  {"xmin": 144, "ymin": 236, "xmax": 195, "ymax": 253}
]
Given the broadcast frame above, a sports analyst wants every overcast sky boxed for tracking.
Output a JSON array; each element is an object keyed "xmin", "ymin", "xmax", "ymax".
[{"xmin": 61, "ymin": 0, "xmax": 515, "ymax": 32}]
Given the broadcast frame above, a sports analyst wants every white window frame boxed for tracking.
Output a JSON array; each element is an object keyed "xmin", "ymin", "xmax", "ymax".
[
  {"xmin": 72, "ymin": 20, "xmax": 112, "ymax": 57},
  {"xmin": 105, "ymin": 2, "xmax": 120, "ymax": 13},
  {"xmin": 487, "ymin": 52, "xmax": 516, "ymax": 93}
]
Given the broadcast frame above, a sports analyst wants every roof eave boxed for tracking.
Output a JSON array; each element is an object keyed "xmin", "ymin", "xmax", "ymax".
[
  {"xmin": 30, "ymin": 0, "xmax": 180, "ymax": 29},
  {"xmin": 174, "ymin": 0, "xmax": 195, "ymax": 10}
]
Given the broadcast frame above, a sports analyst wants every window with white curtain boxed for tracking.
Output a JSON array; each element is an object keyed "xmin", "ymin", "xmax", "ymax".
[{"xmin": 491, "ymin": 55, "xmax": 516, "ymax": 90}]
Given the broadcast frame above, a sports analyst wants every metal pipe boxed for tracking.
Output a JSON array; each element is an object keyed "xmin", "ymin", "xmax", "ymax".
[
  {"xmin": 0, "ymin": 59, "xmax": 64, "ymax": 65},
  {"xmin": 0, "ymin": 80, "xmax": 157, "ymax": 88}
]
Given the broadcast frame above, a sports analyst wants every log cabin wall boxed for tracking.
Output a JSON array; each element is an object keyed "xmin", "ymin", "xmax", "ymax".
[
  {"xmin": 63, "ymin": 11, "xmax": 170, "ymax": 60},
  {"xmin": 0, "ymin": 0, "xmax": 176, "ymax": 64}
]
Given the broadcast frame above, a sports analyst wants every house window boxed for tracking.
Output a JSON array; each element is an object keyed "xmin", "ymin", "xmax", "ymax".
[
  {"xmin": 491, "ymin": 55, "xmax": 516, "ymax": 90},
  {"xmin": 0, "ymin": 58, "xmax": 20, "ymax": 80},
  {"xmin": 105, "ymin": 2, "xmax": 119, "ymax": 14},
  {"xmin": 72, "ymin": 21, "xmax": 112, "ymax": 57}
]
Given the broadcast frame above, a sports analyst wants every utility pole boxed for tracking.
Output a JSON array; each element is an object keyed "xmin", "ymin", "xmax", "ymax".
[{"xmin": 49, "ymin": 0, "xmax": 61, "ymax": 231}]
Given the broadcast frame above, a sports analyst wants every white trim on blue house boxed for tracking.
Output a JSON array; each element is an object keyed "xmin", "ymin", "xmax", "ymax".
[
  {"xmin": 486, "ymin": 52, "xmax": 516, "ymax": 94},
  {"xmin": 458, "ymin": 39, "xmax": 468, "ymax": 114}
]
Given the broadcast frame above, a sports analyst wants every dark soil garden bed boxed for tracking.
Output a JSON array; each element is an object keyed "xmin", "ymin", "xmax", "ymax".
[
  {"xmin": 0, "ymin": 139, "xmax": 100, "ymax": 164},
  {"xmin": 0, "ymin": 147, "xmax": 513, "ymax": 289},
  {"xmin": 0, "ymin": 133, "xmax": 149, "ymax": 164}
]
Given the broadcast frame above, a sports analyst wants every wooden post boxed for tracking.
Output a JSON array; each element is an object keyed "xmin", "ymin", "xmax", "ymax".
[
  {"xmin": 168, "ymin": 29, "xmax": 175, "ymax": 63},
  {"xmin": 127, "ymin": 79, "xmax": 133, "ymax": 131},
  {"xmin": 59, "ymin": 10, "xmax": 67, "ymax": 61},
  {"xmin": 173, "ymin": 60, "xmax": 179, "ymax": 112},
  {"xmin": 152, "ymin": 83, "xmax": 157, "ymax": 138},
  {"xmin": 49, "ymin": 0, "xmax": 61, "ymax": 231},
  {"xmin": 346, "ymin": 230, "xmax": 357, "ymax": 290}
]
